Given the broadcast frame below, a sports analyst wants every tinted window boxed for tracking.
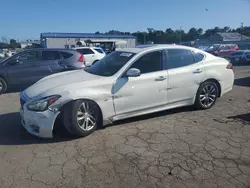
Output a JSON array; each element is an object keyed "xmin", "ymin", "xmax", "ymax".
[
  {"xmin": 166, "ymin": 49, "xmax": 195, "ymax": 69},
  {"xmin": 220, "ymin": 46, "xmax": 231, "ymax": 50},
  {"xmin": 94, "ymin": 48, "xmax": 104, "ymax": 54},
  {"xmin": 42, "ymin": 51, "xmax": 61, "ymax": 60},
  {"xmin": 86, "ymin": 51, "xmax": 135, "ymax": 77},
  {"xmin": 16, "ymin": 51, "xmax": 40, "ymax": 62},
  {"xmin": 230, "ymin": 45, "xmax": 236, "ymax": 49},
  {"xmin": 61, "ymin": 51, "xmax": 73, "ymax": 59},
  {"xmin": 130, "ymin": 51, "xmax": 162, "ymax": 74},
  {"xmin": 77, "ymin": 48, "xmax": 94, "ymax": 55},
  {"xmin": 194, "ymin": 52, "xmax": 205, "ymax": 62}
]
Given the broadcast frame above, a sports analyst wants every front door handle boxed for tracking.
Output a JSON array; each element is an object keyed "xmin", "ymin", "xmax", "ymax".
[
  {"xmin": 155, "ymin": 76, "xmax": 167, "ymax": 81},
  {"xmin": 193, "ymin": 69, "xmax": 203, "ymax": 74}
]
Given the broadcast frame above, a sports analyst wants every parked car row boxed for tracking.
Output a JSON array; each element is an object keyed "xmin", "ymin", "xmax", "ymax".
[
  {"xmin": 204, "ymin": 44, "xmax": 239, "ymax": 57},
  {"xmin": 0, "ymin": 47, "xmax": 106, "ymax": 94},
  {"xmin": 0, "ymin": 49, "xmax": 16, "ymax": 59},
  {"xmin": 227, "ymin": 50, "xmax": 250, "ymax": 64},
  {"xmin": 19, "ymin": 44, "xmax": 234, "ymax": 138},
  {"xmin": 204, "ymin": 43, "xmax": 250, "ymax": 65}
]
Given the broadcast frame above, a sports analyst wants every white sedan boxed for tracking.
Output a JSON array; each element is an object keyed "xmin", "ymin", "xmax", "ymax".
[{"xmin": 20, "ymin": 45, "xmax": 234, "ymax": 138}]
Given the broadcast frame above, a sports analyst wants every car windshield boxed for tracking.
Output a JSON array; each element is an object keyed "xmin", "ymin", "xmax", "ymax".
[
  {"xmin": 206, "ymin": 44, "xmax": 220, "ymax": 51},
  {"xmin": 85, "ymin": 51, "xmax": 135, "ymax": 77}
]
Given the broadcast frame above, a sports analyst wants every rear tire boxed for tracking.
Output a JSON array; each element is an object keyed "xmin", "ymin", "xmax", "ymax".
[
  {"xmin": 0, "ymin": 78, "xmax": 7, "ymax": 94},
  {"xmin": 195, "ymin": 81, "xmax": 218, "ymax": 110},
  {"xmin": 63, "ymin": 99, "xmax": 101, "ymax": 137}
]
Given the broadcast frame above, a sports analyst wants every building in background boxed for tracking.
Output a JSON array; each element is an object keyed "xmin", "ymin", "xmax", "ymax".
[
  {"xmin": 40, "ymin": 33, "xmax": 137, "ymax": 52},
  {"xmin": 209, "ymin": 32, "xmax": 249, "ymax": 41},
  {"xmin": 194, "ymin": 32, "xmax": 250, "ymax": 50},
  {"xmin": 20, "ymin": 40, "xmax": 40, "ymax": 49}
]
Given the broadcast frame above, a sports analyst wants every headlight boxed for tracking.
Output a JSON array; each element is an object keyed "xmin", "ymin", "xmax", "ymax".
[{"xmin": 27, "ymin": 95, "xmax": 61, "ymax": 112}]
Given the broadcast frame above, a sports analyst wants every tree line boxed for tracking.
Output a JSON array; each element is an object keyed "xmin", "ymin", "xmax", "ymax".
[{"xmin": 96, "ymin": 26, "xmax": 250, "ymax": 44}]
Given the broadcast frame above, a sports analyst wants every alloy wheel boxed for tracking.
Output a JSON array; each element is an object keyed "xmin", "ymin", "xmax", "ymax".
[
  {"xmin": 199, "ymin": 84, "xmax": 217, "ymax": 108},
  {"xmin": 77, "ymin": 101, "xmax": 96, "ymax": 131}
]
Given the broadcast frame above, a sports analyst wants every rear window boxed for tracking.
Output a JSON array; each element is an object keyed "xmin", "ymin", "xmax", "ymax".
[
  {"xmin": 61, "ymin": 51, "xmax": 73, "ymax": 59},
  {"xmin": 94, "ymin": 48, "xmax": 104, "ymax": 54},
  {"xmin": 76, "ymin": 48, "xmax": 94, "ymax": 55},
  {"xmin": 42, "ymin": 51, "xmax": 61, "ymax": 60},
  {"xmin": 194, "ymin": 52, "xmax": 205, "ymax": 62}
]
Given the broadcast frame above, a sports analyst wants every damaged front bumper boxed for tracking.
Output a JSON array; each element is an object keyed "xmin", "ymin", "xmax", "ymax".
[{"xmin": 20, "ymin": 106, "xmax": 60, "ymax": 138}]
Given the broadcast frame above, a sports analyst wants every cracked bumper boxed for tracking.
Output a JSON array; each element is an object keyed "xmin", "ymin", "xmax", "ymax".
[{"xmin": 20, "ymin": 107, "xmax": 60, "ymax": 138}]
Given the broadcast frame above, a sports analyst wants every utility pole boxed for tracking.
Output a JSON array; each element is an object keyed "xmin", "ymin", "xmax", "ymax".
[
  {"xmin": 180, "ymin": 27, "xmax": 182, "ymax": 44},
  {"xmin": 240, "ymin": 22, "xmax": 244, "ymax": 41}
]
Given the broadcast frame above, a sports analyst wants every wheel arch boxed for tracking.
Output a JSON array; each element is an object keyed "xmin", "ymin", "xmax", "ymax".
[
  {"xmin": 202, "ymin": 78, "xmax": 221, "ymax": 97},
  {"xmin": 58, "ymin": 98, "xmax": 104, "ymax": 127}
]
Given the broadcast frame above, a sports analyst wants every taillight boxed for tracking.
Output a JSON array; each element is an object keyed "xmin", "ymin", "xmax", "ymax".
[
  {"xmin": 78, "ymin": 53, "xmax": 85, "ymax": 64},
  {"xmin": 226, "ymin": 62, "xmax": 233, "ymax": 70}
]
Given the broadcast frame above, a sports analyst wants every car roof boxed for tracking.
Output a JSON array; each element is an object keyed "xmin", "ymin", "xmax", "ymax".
[
  {"xmin": 116, "ymin": 44, "xmax": 202, "ymax": 54},
  {"xmin": 25, "ymin": 48, "xmax": 77, "ymax": 52},
  {"xmin": 74, "ymin": 47, "xmax": 102, "ymax": 49}
]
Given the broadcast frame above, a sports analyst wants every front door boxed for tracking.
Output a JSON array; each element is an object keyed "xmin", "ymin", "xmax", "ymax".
[
  {"xmin": 165, "ymin": 49, "xmax": 205, "ymax": 104},
  {"xmin": 113, "ymin": 50, "xmax": 168, "ymax": 115},
  {"xmin": 6, "ymin": 50, "xmax": 45, "ymax": 86}
]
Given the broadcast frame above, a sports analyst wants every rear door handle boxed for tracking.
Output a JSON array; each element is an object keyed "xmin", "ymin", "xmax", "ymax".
[
  {"xmin": 155, "ymin": 76, "xmax": 167, "ymax": 81},
  {"xmin": 193, "ymin": 69, "xmax": 203, "ymax": 74}
]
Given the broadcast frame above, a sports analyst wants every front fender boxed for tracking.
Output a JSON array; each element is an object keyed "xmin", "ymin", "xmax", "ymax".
[{"xmin": 48, "ymin": 87, "xmax": 115, "ymax": 120}]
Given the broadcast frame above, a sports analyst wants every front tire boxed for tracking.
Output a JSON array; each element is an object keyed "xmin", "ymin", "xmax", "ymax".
[
  {"xmin": 0, "ymin": 78, "xmax": 7, "ymax": 94},
  {"xmin": 63, "ymin": 99, "xmax": 101, "ymax": 137},
  {"xmin": 195, "ymin": 81, "xmax": 218, "ymax": 110}
]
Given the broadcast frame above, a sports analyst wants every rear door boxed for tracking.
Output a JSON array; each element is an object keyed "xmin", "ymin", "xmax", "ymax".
[
  {"xmin": 6, "ymin": 50, "xmax": 44, "ymax": 86},
  {"xmin": 165, "ymin": 49, "xmax": 205, "ymax": 104},
  {"xmin": 76, "ymin": 48, "xmax": 96, "ymax": 66},
  {"xmin": 41, "ymin": 50, "xmax": 64, "ymax": 74},
  {"xmin": 218, "ymin": 45, "xmax": 232, "ymax": 57}
]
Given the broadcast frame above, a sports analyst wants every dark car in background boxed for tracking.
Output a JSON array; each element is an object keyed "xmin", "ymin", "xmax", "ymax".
[
  {"xmin": 205, "ymin": 44, "xmax": 239, "ymax": 57},
  {"xmin": 0, "ymin": 48, "xmax": 85, "ymax": 94},
  {"xmin": 227, "ymin": 50, "xmax": 250, "ymax": 65}
]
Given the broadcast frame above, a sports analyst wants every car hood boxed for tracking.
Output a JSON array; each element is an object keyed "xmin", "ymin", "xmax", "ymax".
[{"xmin": 24, "ymin": 69, "xmax": 104, "ymax": 98}]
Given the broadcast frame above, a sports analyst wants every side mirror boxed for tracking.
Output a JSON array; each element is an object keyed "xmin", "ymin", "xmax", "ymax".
[{"xmin": 126, "ymin": 68, "xmax": 141, "ymax": 77}]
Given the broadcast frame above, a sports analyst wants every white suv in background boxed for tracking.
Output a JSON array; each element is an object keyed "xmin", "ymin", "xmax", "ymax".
[{"xmin": 74, "ymin": 47, "xmax": 106, "ymax": 66}]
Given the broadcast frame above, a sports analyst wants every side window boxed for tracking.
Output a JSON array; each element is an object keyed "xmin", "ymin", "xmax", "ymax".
[
  {"xmin": 94, "ymin": 48, "xmax": 104, "ymax": 54},
  {"xmin": 16, "ymin": 51, "xmax": 40, "ymax": 62},
  {"xmin": 77, "ymin": 49, "xmax": 94, "ymax": 55},
  {"xmin": 130, "ymin": 51, "xmax": 162, "ymax": 74},
  {"xmin": 230, "ymin": 45, "xmax": 235, "ymax": 49},
  {"xmin": 166, "ymin": 49, "xmax": 195, "ymax": 69},
  {"xmin": 220, "ymin": 45, "xmax": 230, "ymax": 50},
  {"xmin": 60, "ymin": 51, "xmax": 73, "ymax": 59},
  {"xmin": 42, "ymin": 51, "xmax": 61, "ymax": 60},
  {"xmin": 194, "ymin": 52, "xmax": 205, "ymax": 63}
]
